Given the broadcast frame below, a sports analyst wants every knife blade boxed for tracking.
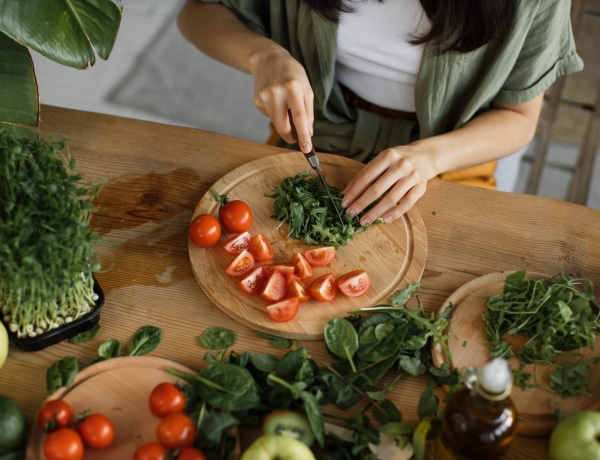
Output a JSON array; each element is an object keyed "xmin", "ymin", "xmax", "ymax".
[{"xmin": 288, "ymin": 110, "xmax": 345, "ymax": 225}]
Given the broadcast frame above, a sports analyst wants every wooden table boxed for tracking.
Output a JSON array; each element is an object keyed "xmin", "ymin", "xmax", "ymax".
[{"xmin": 2, "ymin": 105, "xmax": 600, "ymax": 459}]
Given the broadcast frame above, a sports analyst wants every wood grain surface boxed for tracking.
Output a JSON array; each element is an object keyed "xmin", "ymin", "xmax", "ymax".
[
  {"xmin": 433, "ymin": 271, "xmax": 600, "ymax": 437},
  {"xmin": 189, "ymin": 152, "xmax": 427, "ymax": 340}
]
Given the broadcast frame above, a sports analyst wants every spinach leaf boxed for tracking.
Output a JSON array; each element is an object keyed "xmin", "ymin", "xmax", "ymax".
[
  {"xmin": 200, "ymin": 327, "xmax": 235, "ymax": 350},
  {"xmin": 46, "ymin": 356, "xmax": 78, "ymax": 394},
  {"xmin": 129, "ymin": 325, "xmax": 162, "ymax": 356},
  {"xmin": 324, "ymin": 318, "xmax": 359, "ymax": 371}
]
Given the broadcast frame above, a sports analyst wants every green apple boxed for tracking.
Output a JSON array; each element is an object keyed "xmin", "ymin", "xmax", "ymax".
[
  {"xmin": 0, "ymin": 321, "xmax": 8, "ymax": 370},
  {"xmin": 241, "ymin": 434, "xmax": 316, "ymax": 460},
  {"xmin": 549, "ymin": 410, "xmax": 600, "ymax": 460}
]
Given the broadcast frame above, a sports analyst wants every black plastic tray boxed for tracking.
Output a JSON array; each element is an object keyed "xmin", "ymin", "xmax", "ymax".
[{"xmin": 4, "ymin": 276, "xmax": 105, "ymax": 352}]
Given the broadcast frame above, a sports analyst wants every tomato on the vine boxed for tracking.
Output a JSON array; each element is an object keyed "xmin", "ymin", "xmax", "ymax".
[
  {"xmin": 336, "ymin": 270, "xmax": 371, "ymax": 298},
  {"xmin": 37, "ymin": 399, "xmax": 74, "ymax": 433},
  {"xmin": 177, "ymin": 446, "xmax": 208, "ymax": 460},
  {"xmin": 303, "ymin": 246, "xmax": 336, "ymax": 267},
  {"xmin": 156, "ymin": 412, "xmax": 196, "ymax": 450},
  {"xmin": 188, "ymin": 214, "xmax": 221, "ymax": 247},
  {"xmin": 225, "ymin": 250, "xmax": 255, "ymax": 277},
  {"xmin": 77, "ymin": 412, "xmax": 115, "ymax": 449},
  {"xmin": 266, "ymin": 297, "xmax": 300, "ymax": 322},
  {"xmin": 149, "ymin": 382, "xmax": 186, "ymax": 418},
  {"xmin": 309, "ymin": 273, "xmax": 337, "ymax": 302},
  {"xmin": 211, "ymin": 189, "xmax": 253, "ymax": 233},
  {"xmin": 43, "ymin": 427, "xmax": 84, "ymax": 460},
  {"xmin": 133, "ymin": 442, "xmax": 168, "ymax": 460}
]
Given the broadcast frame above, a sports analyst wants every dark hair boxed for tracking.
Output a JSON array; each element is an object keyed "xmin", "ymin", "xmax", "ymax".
[{"xmin": 303, "ymin": 0, "xmax": 514, "ymax": 53}]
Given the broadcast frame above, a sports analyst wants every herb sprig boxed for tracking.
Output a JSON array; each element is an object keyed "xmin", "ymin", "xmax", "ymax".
[{"xmin": 267, "ymin": 171, "xmax": 380, "ymax": 248}]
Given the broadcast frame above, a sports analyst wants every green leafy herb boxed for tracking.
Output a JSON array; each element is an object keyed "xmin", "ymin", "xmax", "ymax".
[
  {"xmin": 46, "ymin": 356, "xmax": 78, "ymax": 394},
  {"xmin": 201, "ymin": 327, "xmax": 235, "ymax": 350},
  {"xmin": 267, "ymin": 171, "xmax": 379, "ymax": 247},
  {"xmin": 129, "ymin": 325, "xmax": 162, "ymax": 356}
]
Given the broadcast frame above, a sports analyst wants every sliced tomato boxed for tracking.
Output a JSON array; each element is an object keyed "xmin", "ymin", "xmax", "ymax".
[
  {"xmin": 287, "ymin": 275, "xmax": 311, "ymax": 302},
  {"xmin": 249, "ymin": 234, "xmax": 275, "ymax": 262},
  {"xmin": 259, "ymin": 269, "xmax": 287, "ymax": 302},
  {"xmin": 223, "ymin": 231, "xmax": 251, "ymax": 254},
  {"xmin": 225, "ymin": 250, "xmax": 255, "ymax": 277},
  {"xmin": 263, "ymin": 263, "xmax": 296, "ymax": 279},
  {"xmin": 303, "ymin": 246, "xmax": 336, "ymax": 267},
  {"xmin": 266, "ymin": 297, "xmax": 300, "ymax": 322},
  {"xmin": 237, "ymin": 265, "xmax": 268, "ymax": 294},
  {"xmin": 291, "ymin": 252, "xmax": 314, "ymax": 280},
  {"xmin": 309, "ymin": 273, "xmax": 337, "ymax": 302},
  {"xmin": 336, "ymin": 270, "xmax": 371, "ymax": 298}
]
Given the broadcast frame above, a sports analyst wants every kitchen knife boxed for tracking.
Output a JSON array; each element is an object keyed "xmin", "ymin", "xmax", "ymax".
[{"xmin": 288, "ymin": 110, "xmax": 345, "ymax": 225}]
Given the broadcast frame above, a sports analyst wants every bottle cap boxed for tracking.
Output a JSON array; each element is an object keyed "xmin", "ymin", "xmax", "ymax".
[{"xmin": 477, "ymin": 358, "xmax": 513, "ymax": 398}]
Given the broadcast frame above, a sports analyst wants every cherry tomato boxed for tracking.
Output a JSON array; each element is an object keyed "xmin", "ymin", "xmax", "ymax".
[
  {"xmin": 77, "ymin": 412, "xmax": 115, "ymax": 449},
  {"xmin": 149, "ymin": 382, "xmax": 186, "ymax": 418},
  {"xmin": 177, "ymin": 446, "xmax": 208, "ymax": 460},
  {"xmin": 336, "ymin": 270, "xmax": 371, "ymax": 297},
  {"xmin": 225, "ymin": 250, "xmax": 255, "ymax": 277},
  {"xmin": 188, "ymin": 214, "xmax": 221, "ymax": 247},
  {"xmin": 266, "ymin": 297, "xmax": 300, "ymax": 322},
  {"xmin": 248, "ymin": 234, "xmax": 275, "ymax": 262},
  {"xmin": 291, "ymin": 252, "xmax": 314, "ymax": 280},
  {"xmin": 223, "ymin": 231, "xmax": 252, "ymax": 254},
  {"xmin": 237, "ymin": 265, "xmax": 268, "ymax": 295},
  {"xmin": 263, "ymin": 263, "xmax": 296, "ymax": 279},
  {"xmin": 309, "ymin": 273, "xmax": 337, "ymax": 302},
  {"xmin": 37, "ymin": 399, "xmax": 74, "ymax": 433},
  {"xmin": 133, "ymin": 442, "xmax": 168, "ymax": 460},
  {"xmin": 303, "ymin": 246, "xmax": 336, "ymax": 267},
  {"xmin": 259, "ymin": 269, "xmax": 288, "ymax": 302},
  {"xmin": 287, "ymin": 275, "xmax": 311, "ymax": 302},
  {"xmin": 43, "ymin": 427, "xmax": 84, "ymax": 460},
  {"xmin": 219, "ymin": 199, "xmax": 253, "ymax": 233},
  {"xmin": 156, "ymin": 412, "xmax": 196, "ymax": 450}
]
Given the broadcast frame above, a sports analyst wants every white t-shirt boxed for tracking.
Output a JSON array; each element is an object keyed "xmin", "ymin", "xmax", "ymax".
[{"xmin": 335, "ymin": 0, "xmax": 430, "ymax": 112}]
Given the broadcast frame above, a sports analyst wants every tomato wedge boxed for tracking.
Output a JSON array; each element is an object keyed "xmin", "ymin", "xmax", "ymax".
[
  {"xmin": 237, "ymin": 265, "xmax": 268, "ymax": 294},
  {"xmin": 287, "ymin": 275, "xmax": 311, "ymax": 302},
  {"xmin": 223, "ymin": 231, "xmax": 251, "ymax": 254},
  {"xmin": 291, "ymin": 252, "xmax": 314, "ymax": 280},
  {"xmin": 263, "ymin": 263, "xmax": 296, "ymax": 280},
  {"xmin": 303, "ymin": 246, "xmax": 336, "ymax": 267},
  {"xmin": 266, "ymin": 297, "xmax": 300, "ymax": 322},
  {"xmin": 225, "ymin": 250, "xmax": 255, "ymax": 277},
  {"xmin": 336, "ymin": 270, "xmax": 371, "ymax": 297},
  {"xmin": 309, "ymin": 273, "xmax": 337, "ymax": 302},
  {"xmin": 249, "ymin": 234, "xmax": 275, "ymax": 262},
  {"xmin": 260, "ymin": 269, "xmax": 287, "ymax": 302}
]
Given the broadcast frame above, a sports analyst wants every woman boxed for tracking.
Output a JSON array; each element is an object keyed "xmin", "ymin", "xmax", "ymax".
[{"xmin": 178, "ymin": 0, "xmax": 582, "ymax": 225}]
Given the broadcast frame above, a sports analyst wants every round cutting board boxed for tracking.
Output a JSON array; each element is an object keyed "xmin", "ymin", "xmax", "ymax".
[
  {"xmin": 189, "ymin": 151, "xmax": 427, "ymax": 340},
  {"xmin": 432, "ymin": 271, "xmax": 600, "ymax": 437},
  {"xmin": 27, "ymin": 356, "xmax": 196, "ymax": 459}
]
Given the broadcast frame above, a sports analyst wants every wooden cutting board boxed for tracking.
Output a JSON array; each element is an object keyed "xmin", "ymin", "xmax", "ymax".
[
  {"xmin": 189, "ymin": 151, "xmax": 427, "ymax": 340},
  {"xmin": 26, "ymin": 357, "xmax": 197, "ymax": 459},
  {"xmin": 432, "ymin": 271, "xmax": 600, "ymax": 437}
]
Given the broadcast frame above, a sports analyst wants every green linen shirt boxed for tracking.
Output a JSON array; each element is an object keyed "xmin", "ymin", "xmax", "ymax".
[{"xmin": 200, "ymin": 0, "xmax": 583, "ymax": 163}]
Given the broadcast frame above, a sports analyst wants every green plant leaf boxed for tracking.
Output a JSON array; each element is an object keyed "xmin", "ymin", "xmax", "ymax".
[
  {"xmin": 129, "ymin": 325, "xmax": 162, "ymax": 356},
  {"xmin": 0, "ymin": 0, "xmax": 122, "ymax": 68}
]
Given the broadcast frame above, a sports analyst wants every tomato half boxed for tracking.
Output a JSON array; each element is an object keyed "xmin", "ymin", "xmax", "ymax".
[
  {"xmin": 259, "ymin": 269, "xmax": 288, "ymax": 302},
  {"xmin": 287, "ymin": 276, "xmax": 311, "ymax": 302},
  {"xmin": 309, "ymin": 273, "xmax": 337, "ymax": 302},
  {"xmin": 133, "ymin": 442, "xmax": 168, "ymax": 460},
  {"xmin": 248, "ymin": 234, "xmax": 275, "ymax": 262},
  {"xmin": 219, "ymin": 199, "xmax": 253, "ymax": 233},
  {"xmin": 336, "ymin": 270, "xmax": 371, "ymax": 298},
  {"xmin": 156, "ymin": 412, "xmax": 196, "ymax": 450},
  {"xmin": 303, "ymin": 246, "xmax": 336, "ymax": 267},
  {"xmin": 291, "ymin": 252, "xmax": 314, "ymax": 280},
  {"xmin": 37, "ymin": 399, "xmax": 74, "ymax": 433},
  {"xmin": 266, "ymin": 297, "xmax": 300, "ymax": 322},
  {"xmin": 77, "ymin": 412, "xmax": 115, "ymax": 449},
  {"xmin": 237, "ymin": 265, "xmax": 268, "ymax": 295},
  {"xmin": 177, "ymin": 446, "xmax": 208, "ymax": 460},
  {"xmin": 43, "ymin": 427, "xmax": 84, "ymax": 460},
  {"xmin": 225, "ymin": 250, "xmax": 255, "ymax": 277},
  {"xmin": 223, "ymin": 231, "xmax": 251, "ymax": 254},
  {"xmin": 188, "ymin": 214, "xmax": 221, "ymax": 247},
  {"xmin": 149, "ymin": 382, "xmax": 186, "ymax": 418}
]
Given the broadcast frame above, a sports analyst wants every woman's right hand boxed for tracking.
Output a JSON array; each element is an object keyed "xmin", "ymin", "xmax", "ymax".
[{"xmin": 250, "ymin": 47, "xmax": 314, "ymax": 153}]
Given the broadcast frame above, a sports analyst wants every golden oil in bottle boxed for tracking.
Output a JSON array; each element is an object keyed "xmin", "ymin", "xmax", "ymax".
[{"xmin": 435, "ymin": 358, "xmax": 518, "ymax": 459}]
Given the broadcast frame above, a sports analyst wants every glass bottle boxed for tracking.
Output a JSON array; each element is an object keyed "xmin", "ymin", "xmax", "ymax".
[{"xmin": 435, "ymin": 358, "xmax": 518, "ymax": 459}]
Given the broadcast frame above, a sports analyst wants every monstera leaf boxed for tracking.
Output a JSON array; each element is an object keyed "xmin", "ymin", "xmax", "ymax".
[{"xmin": 0, "ymin": 0, "xmax": 123, "ymax": 134}]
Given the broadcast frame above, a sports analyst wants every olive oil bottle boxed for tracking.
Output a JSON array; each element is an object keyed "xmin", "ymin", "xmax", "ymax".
[{"xmin": 435, "ymin": 358, "xmax": 518, "ymax": 459}]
